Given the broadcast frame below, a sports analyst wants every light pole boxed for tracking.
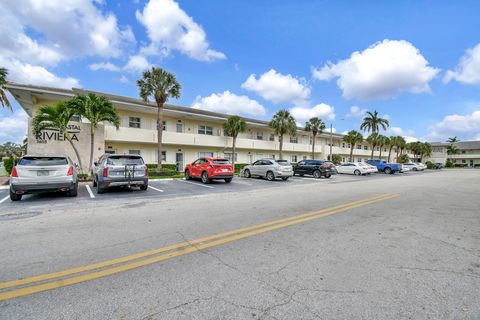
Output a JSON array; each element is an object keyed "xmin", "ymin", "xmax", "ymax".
[{"xmin": 329, "ymin": 123, "xmax": 333, "ymax": 161}]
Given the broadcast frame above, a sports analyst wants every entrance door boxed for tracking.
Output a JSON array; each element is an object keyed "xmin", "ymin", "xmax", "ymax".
[
  {"xmin": 470, "ymin": 160, "xmax": 474, "ymax": 167},
  {"xmin": 176, "ymin": 153, "xmax": 184, "ymax": 172}
]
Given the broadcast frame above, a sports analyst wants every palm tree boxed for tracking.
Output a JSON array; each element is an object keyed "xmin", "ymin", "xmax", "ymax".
[
  {"xmin": 0, "ymin": 68, "xmax": 11, "ymax": 110},
  {"xmin": 32, "ymin": 102, "xmax": 83, "ymax": 170},
  {"xmin": 137, "ymin": 67, "xmax": 181, "ymax": 173},
  {"xmin": 366, "ymin": 133, "xmax": 380, "ymax": 160},
  {"xmin": 269, "ymin": 110, "xmax": 297, "ymax": 160},
  {"xmin": 378, "ymin": 135, "xmax": 388, "ymax": 160},
  {"xmin": 447, "ymin": 145, "xmax": 459, "ymax": 156},
  {"xmin": 387, "ymin": 136, "xmax": 397, "ymax": 162},
  {"xmin": 420, "ymin": 142, "xmax": 432, "ymax": 162},
  {"xmin": 447, "ymin": 136, "xmax": 459, "ymax": 144},
  {"xmin": 223, "ymin": 115, "xmax": 247, "ymax": 170},
  {"xmin": 360, "ymin": 110, "xmax": 389, "ymax": 133},
  {"xmin": 69, "ymin": 93, "xmax": 120, "ymax": 171},
  {"xmin": 343, "ymin": 130, "xmax": 363, "ymax": 162},
  {"xmin": 395, "ymin": 136, "xmax": 406, "ymax": 162},
  {"xmin": 304, "ymin": 117, "xmax": 326, "ymax": 159}
]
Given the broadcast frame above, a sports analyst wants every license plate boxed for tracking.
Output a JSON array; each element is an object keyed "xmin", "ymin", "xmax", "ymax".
[
  {"xmin": 222, "ymin": 169, "xmax": 229, "ymax": 172},
  {"xmin": 37, "ymin": 170, "xmax": 49, "ymax": 176}
]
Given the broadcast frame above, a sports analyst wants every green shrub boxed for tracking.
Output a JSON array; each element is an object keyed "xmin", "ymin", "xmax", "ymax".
[
  {"xmin": 148, "ymin": 168, "xmax": 180, "ymax": 177},
  {"xmin": 234, "ymin": 163, "xmax": 248, "ymax": 173},
  {"xmin": 147, "ymin": 163, "xmax": 178, "ymax": 172},
  {"xmin": 474, "ymin": 164, "xmax": 480, "ymax": 168},
  {"xmin": 398, "ymin": 154, "xmax": 410, "ymax": 164},
  {"xmin": 3, "ymin": 158, "xmax": 17, "ymax": 175},
  {"xmin": 77, "ymin": 173, "xmax": 90, "ymax": 180},
  {"xmin": 426, "ymin": 162, "xmax": 437, "ymax": 170},
  {"xmin": 454, "ymin": 163, "xmax": 467, "ymax": 168},
  {"xmin": 331, "ymin": 154, "xmax": 342, "ymax": 165},
  {"xmin": 445, "ymin": 159, "xmax": 454, "ymax": 168}
]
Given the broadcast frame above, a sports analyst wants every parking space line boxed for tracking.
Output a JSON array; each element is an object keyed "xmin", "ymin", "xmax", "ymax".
[
  {"xmin": 178, "ymin": 180, "xmax": 214, "ymax": 189},
  {"xmin": 85, "ymin": 185, "xmax": 95, "ymax": 199},
  {"xmin": 148, "ymin": 185, "xmax": 164, "ymax": 192},
  {"xmin": 0, "ymin": 195, "xmax": 9, "ymax": 204}
]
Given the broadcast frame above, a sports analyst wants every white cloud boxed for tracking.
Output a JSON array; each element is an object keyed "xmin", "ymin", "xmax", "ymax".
[
  {"xmin": 124, "ymin": 55, "xmax": 151, "ymax": 73},
  {"xmin": 326, "ymin": 127, "xmax": 336, "ymax": 133},
  {"xmin": 241, "ymin": 69, "xmax": 311, "ymax": 104},
  {"xmin": 346, "ymin": 105, "xmax": 367, "ymax": 118},
  {"xmin": 192, "ymin": 91, "xmax": 266, "ymax": 116},
  {"xmin": 119, "ymin": 75, "xmax": 129, "ymax": 83},
  {"xmin": 0, "ymin": 109, "xmax": 28, "ymax": 143},
  {"xmin": 444, "ymin": 43, "xmax": 480, "ymax": 85},
  {"xmin": 427, "ymin": 110, "xmax": 480, "ymax": 140},
  {"xmin": 136, "ymin": 0, "xmax": 225, "ymax": 62},
  {"xmin": 388, "ymin": 126, "xmax": 415, "ymax": 137},
  {"xmin": 89, "ymin": 62, "xmax": 121, "ymax": 72},
  {"xmin": 312, "ymin": 39, "xmax": 440, "ymax": 101},
  {"xmin": 0, "ymin": 57, "xmax": 80, "ymax": 88},
  {"xmin": 290, "ymin": 103, "xmax": 335, "ymax": 124}
]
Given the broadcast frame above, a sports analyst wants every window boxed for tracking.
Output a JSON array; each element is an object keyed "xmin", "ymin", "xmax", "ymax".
[
  {"xmin": 290, "ymin": 136, "xmax": 298, "ymax": 143},
  {"xmin": 271, "ymin": 154, "xmax": 276, "ymax": 159},
  {"xmin": 105, "ymin": 150, "xmax": 115, "ymax": 154},
  {"xmin": 161, "ymin": 151, "xmax": 166, "ymax": 161},
  {"xmin": 291, "ymin": 155, "xmax": 298, "ymax": 162},
  {"xmin": 19, "ymin": 157, "xmax": 68, "ymax": 166},
  {"xmin": 129, "ymin": 117, "xmax": 141, "ymax": 128},
  {"xmin": 342, "ymin": 143, "xmax": 345, "ymax": 148},
  {"xmin": 462, "ymin": 160, "xmax": 466, "ymax": 163},
  {"xmin": 357, "ymin": 145, "xmax": 362, "ymax": 149},
  {"xmin": 199, "ymin": 152, "xmax": 214, "ymax": 158},
  {"xmin": 269, "ymin": 134, "xmax": 275, "ymax": 141},
  {"xmin": 107, "ymin": 156, "xmax": 144, "ymax": 166},
  {"xmin": 153, "ymin": 120, "xmax": 167, "ymax": 130},
  {"xmin": 198, "ymin": 125, "xmax": 213, "ymax": 135},
  {"xmin": 364, "ymin": 145, "xmax": 368, "ymax": 150},
  {"xmin": 176, "ymin": 123, "xmax": 183, "ymax": 133},
  {"xmin": 347, "ymin": 144, "xmax": 351, "ymax": 148},
  {"xmin": 70, "ymin": 115, "xmax": 81, "ymax": 122},
  {"xmin": 256, "ymin": 132, "xmax": 263, "ymax": 140},
  {"xmin": 129, "ymin": 150, "xmax": 141, "ymax": 155},
  {"xmin": 224, "ymin": 152, "xmax": 238, "ymax": 162},
  {"xmin": 342, "ymin": 157, "xmax": 345, "ymax": 162}
]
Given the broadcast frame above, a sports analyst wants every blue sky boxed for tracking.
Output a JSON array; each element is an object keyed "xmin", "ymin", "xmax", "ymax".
[{"xmin": 1, "ymin": 0, "xmax": 480, "ymax": 144}]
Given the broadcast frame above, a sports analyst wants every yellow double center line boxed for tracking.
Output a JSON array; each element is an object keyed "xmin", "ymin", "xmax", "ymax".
[{"xmin": 0, "ymin": 193, "xmax": 398, "ymax": 301}]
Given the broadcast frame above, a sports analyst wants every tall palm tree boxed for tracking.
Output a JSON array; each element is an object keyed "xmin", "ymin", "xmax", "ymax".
[
  {"xmin": 378, "ymin": 135, "xmax": 388, "ymax": 160},
  {"xmin": 269, "ymin": 110, "xmax": 297, "ymax": 160},
  {"xmin": 32, "ymin": 102, "xmax": 83, "ymax": 170},
  {"xmin": 223, "ymin": 115, "xmax": 247, "ymax": 170},
  {"xmin": 360, "ymin": 110, "xmax": 389, "ymax": 133},
  {"xmin": 447, "ymin": 136, "xmax": 459, "ymax": 144},
  {"xmin": 420, "ymin": 142, "xmax": 432, "ymax": 162},
  {"xmin": 366, "ymin": 133, "xmax": 380, "ymax": 160},
  {"xmin": 395, "ymin": 136, "xmax": 406, "ymax": 162},
  {"xmin": 343, "ymin": 130, "xmax": 363, "ymax": 162},
  {"xmin": 304, "ymin": 117, "xmax": 326, "ymax": 159},
  {"xmin": 69, "ymin": 93, "xmax": 120, "ymax": 171},
  {"xmin": 0, "ymin": 68, "xmax": 11, "ymax": 110},
  {"xmin": 137, "ymin": 67, "xmax": 181, "ymax": 173},
  {"xmin": 387, "ymin": 136, "xmax": 398, "ymax": 162}
]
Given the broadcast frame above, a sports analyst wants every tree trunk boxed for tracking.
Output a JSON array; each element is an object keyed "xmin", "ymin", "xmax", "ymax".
[
  {"xmin": 279, "ymin": 134, "xmax": 283, "ymax": 160},
  {"xmin": 232, "ymin": 136, "xmax": 236, "ymax": 172},
  {"xmin": 388, "ymin": 146, "xmax": 393, "ymax": 162},
  {"xmin": 311, "ymin": 133, "xmax": 316, "ymax": 159},
  {"xmin": 349, "ymin": 145, "xmax": 354, "ymax": 162},
  {"xmin": 379, "ymin": 147, "xmax": 383, "ymax": 160},
  {"xmin": 370, "ymin": 146, "xmax": 374, "ymax": 160},
  {"xmin": 67, "ymin": 137, "xmax": 83, "ymax": 173},
  {"xmin": 396, "ymin": 149, "xmax": 400, "ymax": 162},
  {"xmin": 156, "ymin": 102, "xmax": 164, "ymax": 173},
  {"xmin": 89, "ymin": 130, "xmax": 95, "ymax": 172}
]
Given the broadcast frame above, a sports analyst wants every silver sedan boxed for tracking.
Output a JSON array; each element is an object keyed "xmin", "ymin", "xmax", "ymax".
[{"xmin": 242, "ymin": 159, "xmax": 294, "ymax": 181}]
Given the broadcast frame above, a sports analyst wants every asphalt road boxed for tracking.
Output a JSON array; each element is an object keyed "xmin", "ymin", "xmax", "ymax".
[{"xmin": 0, "ymin": 169, "xmax": 479, "ymax": 319}]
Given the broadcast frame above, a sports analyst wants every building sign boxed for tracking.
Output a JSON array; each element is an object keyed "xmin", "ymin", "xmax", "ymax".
[{"xmin": 35, "ymin": 124, "xmax": 81, "ymax": 144}]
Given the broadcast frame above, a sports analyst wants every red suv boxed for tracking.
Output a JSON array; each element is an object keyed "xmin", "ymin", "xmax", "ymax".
[{"xmin": 185, "ymin": 158, "xmax": 234, "ymax": 184}]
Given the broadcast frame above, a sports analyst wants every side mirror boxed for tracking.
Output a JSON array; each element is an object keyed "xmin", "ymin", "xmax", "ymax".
[{"xmin": 94, "ymin": 161, "xmax": 98, "ymax": 166}]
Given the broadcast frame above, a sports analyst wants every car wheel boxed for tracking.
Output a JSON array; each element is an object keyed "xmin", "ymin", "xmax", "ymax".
[
  {"xmin": 313, "ymin": 170, "xmax": 321, "ymax": 179},
  {"xmin": 224, "ymin": 178, "xmax": 232, "ymax": 183},
  {"xmin": 201, "ymin": 171, "xmax": 210, "ymax": 184},
  {"xmin": 354, "ymin": 169, "xmax": 361, "ymax": 176},
  {"xmin": 67, "ymin": 183, "xmax": 78, "ymax": 197},
  {"xmin": 413, "ymin": 167, "xmax": 418, "ymax": 171},
  {"xmin": 185, "ymin": 170, "xmax": 192, "ymax": 180},
  {"xmin": 9, "ymin": 188, "xmax": 22, "ymax": 201},
  {"xmin": 266, "ymin": 171, "xmax": 275, "ymax": 181},
  {"xmin": 325, "ymin": 173, "xmax": 331, "ymax": 178},
  {"xmin": 384, "ymin": 167, "xmax": 392, "ymax": 174},
  {"xmin": 299, "ymin": 174, "xmax": 304, "ymax": 177},
  {"xmin": 92, "ymin": 176, "xmax": 97, "ymax": 187},
  {"xmin": 281, "ymin": 177, "xmax": 289, "ymax": 181},
  {"xmin": 96, "ymin": 183, "xmax": 105, "ymax": 194},
  {"xmin": 244, "ymin": 169, "xmax": 251, "ymax": 178}
]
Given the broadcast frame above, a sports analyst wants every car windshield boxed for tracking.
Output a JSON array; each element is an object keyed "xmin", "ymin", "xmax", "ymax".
[
  {"xmin": 212, "ymin": 159, "xmax": 231, "ymax": 165},
  {"xmin": 107, "ymin": 156, "xmax": 144, "ymax": 166},
  {"xmin": 18, "ymin": 157, "xmax": 68, "ymax": 166}
]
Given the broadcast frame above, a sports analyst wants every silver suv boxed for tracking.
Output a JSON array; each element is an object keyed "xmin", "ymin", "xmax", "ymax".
[
  {"xmin": 92, "ymin": 154, "xmax": 148, "ymax": 194},
  {"xmin": 242, "ymin": 159, "xmax": 293, "ymax": 181},
  {"xmin": 9, "ymin": 154, "xmax": 78, "ymax": 201}
]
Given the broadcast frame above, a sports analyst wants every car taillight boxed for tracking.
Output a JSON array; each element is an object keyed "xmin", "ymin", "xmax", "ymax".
[
  {"xmin": 103, "ymin": 167, "xmax": 108, "ymax": 177},
  {"xmin": 11, "ymin": 167, "xmax": 18, "ymax": 177},
  {"xmin": 145, "ymin": 167, "xmax": 149, "ymax": 177},
  {"xmin": 67, "ymin": 166, "xmax": 74, "ymax": 176}
]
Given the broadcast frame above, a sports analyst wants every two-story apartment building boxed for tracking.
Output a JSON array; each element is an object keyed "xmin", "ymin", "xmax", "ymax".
[
  {"xmin": 7, "ymin": 83, "xmax": 395, "ymax": 172},
  {"xmin": 425, "ymin": 141, "xmax": 480, "ymax": 167}
]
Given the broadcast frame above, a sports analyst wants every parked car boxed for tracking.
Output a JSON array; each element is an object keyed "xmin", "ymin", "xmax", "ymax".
[
  {"xmin": 242, "ymin": 159, "xmax": 293, "ymax": 181},
  {"xmin": 92, "ymin": 154, "xmax": 148, "ymax": 194},
  {"xmin": 434, "ymin": 162, "xmax": 444, "ymax": 169},
  {"xmin": 366, "ymin": 159, "xmax": 403, "ymax": 174},
  {"xmin": 337, "ymin": 162, "xmax": 377, "ymax": 175},
  {"xmin": 293, "ymin": 160, "xmax": 336, "ymax": 178},
  {"xmin": 323, "ymin": 161, "xmax": 338, "ymax": 174},
  {"xmin": 9, "ymin": 154, "xmax": 79, "ymax": 201},
  {"xmin": 402, "ymin": 162, "xmax": 425, "ymax": 171},
  {"xmin": 185, "ymin": 157, "xmax": 234, "ymax": 184}
]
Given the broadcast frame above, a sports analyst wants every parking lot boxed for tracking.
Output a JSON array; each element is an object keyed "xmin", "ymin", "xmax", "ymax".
[{"xmin": 0, "ymin": 170, "xmax": 435, "ymax": 213}]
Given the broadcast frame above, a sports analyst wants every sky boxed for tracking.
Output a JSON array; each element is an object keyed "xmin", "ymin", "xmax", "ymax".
[{"xmin": 1, "ymin": 0, "xmax": 480, "ymax": 144}]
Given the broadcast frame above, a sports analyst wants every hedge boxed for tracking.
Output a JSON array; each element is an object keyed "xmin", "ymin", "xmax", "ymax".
[
  {"xmin": 3, "ymin": 158, "xmax": 17, "ymax": 175},
  {"xmin": 454, "ymin": 163, "xmax": 467, "ymax": 168},
  {"xmin": 426, "ymin": 162, "xmax": 437, "ymax": 170},
  {"xmin": 147, "ymin": 163, "xmax": 178, "ymax": 172}
]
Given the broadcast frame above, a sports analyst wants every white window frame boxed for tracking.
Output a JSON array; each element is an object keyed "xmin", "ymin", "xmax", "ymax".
[
  {"xmin": 129, "ymin": 149, "xmax": 141, "ymax": 155},
  {"xmin": 289, "ymin": 136, "xmax": 298, "ymax": 143},
  {"xmin": 198, "ymin": 125, "xmax": 213, "ymax": 135},
  {"xmin": 129, "ymin": 117, "xmax": 141, "ymax": 129}
]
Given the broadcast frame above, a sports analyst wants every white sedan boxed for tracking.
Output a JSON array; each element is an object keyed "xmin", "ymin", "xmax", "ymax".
[
  {"xmin": 402, "ymin": 163, "xmax": 425, "ymax": 171},
  {"xmin": 337, "ymin": 162, "xmax": 377, "ymax": 175}
]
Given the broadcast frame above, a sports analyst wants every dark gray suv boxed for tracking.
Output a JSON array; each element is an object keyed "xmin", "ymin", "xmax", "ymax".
[{"xmin": 92, "ymin": 154, "xmax": 148, "ymax": 194}]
